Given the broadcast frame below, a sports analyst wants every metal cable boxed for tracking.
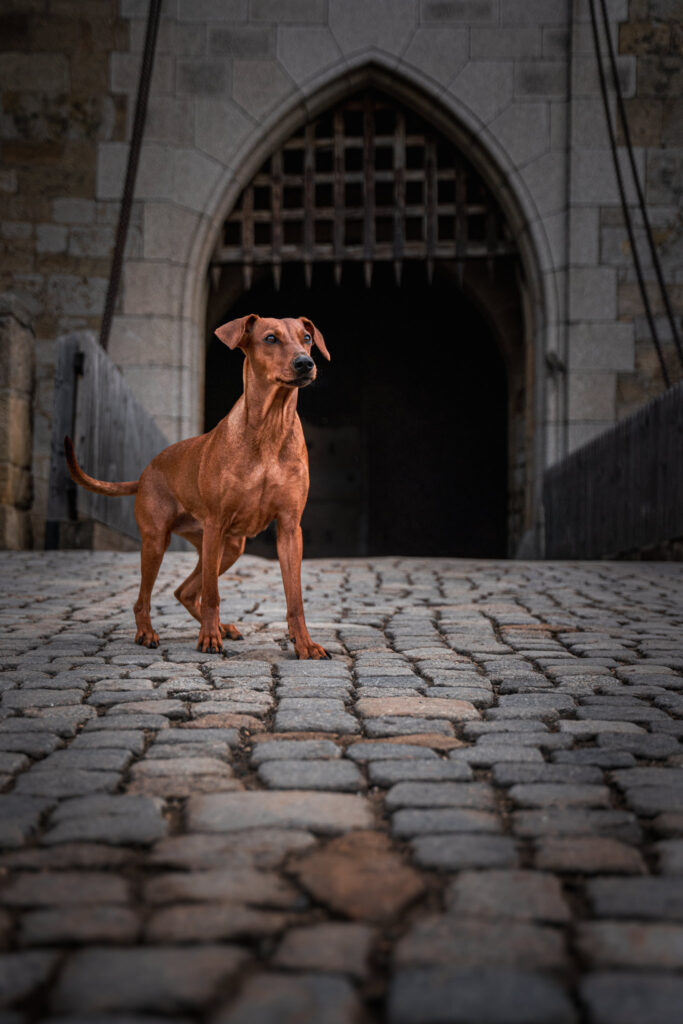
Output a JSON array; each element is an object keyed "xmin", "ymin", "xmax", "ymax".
[
  {"xmin": 99, "ymin": 0, "xmax": 163, "ymax": 351},
  {"xmin": 588, "ymin": 0, "xmax": 670, "ymax": 387},
  {"xmin": 598, "ymin": 0, "xmax": 683, "ymax": 369}
]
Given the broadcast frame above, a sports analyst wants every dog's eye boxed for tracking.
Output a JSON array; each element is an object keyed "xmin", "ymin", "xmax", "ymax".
[
  {"xmin": 303, "ymin": 334, "xmax": 312, "ymax": 344},
  {"xmin": 264, "ymin": 334, "xmax": 278, "ymax": 344}
]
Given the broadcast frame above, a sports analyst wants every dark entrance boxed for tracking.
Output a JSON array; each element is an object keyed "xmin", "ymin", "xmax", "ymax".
[{"xmin": 205, "ymin": 260, "xmax": 508, "ymax": 558}]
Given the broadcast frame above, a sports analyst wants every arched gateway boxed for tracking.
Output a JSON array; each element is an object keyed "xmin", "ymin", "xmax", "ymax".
[{"xmin": 201, "ymin": 82, "xmax": 546, "ymax": 559}]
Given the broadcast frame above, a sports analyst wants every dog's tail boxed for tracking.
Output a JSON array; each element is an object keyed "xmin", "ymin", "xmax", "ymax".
[{"xmin": 64, "ymin": 436, "xmax": 139, "ymax": 496}]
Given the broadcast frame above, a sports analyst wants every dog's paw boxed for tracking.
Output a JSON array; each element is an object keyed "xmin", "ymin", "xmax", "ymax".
[
  {"xmin": 135, "ymin": 629, "xmax": 160, "ymax": 649},
  {"xmin": 220, "ymin": 622, "xmax": 243, "ymax": 641},
  {"xmin": 295, "ymin": 640, "xmax": 330, "ymax": 660},
  {"xmin": 197, "ymin": 628, "xmax": 224, "ymax": 654}
]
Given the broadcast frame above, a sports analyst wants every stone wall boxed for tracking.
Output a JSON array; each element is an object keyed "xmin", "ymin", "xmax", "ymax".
[
  {"xmin": 0, "ymin": 293, "xmax": 35, "ymax": 548},
  {"xmin": 0, "ymin": 0, "xmax": 680, "ymax": 550},
  {"xmin": 615, "ymin": 0, "xmax": 683, "ymax": 417}
]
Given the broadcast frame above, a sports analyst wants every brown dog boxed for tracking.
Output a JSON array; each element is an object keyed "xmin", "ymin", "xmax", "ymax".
[{"xmin": 65, "ymin": 315, "xmax": 330, "ymax": 659}]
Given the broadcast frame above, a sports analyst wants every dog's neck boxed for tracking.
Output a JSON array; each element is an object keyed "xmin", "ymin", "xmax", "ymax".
[{"xmin": 240, "ymin": 361, "xmax": 299, "ymax": 436}]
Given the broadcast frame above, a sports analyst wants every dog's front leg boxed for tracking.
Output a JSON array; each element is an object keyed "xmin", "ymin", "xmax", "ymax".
[
  {"xmin": 276, "ymin": 518, "xmax": 329, "ymax": 660},
  {"xmin": 197, "ymin": 520, "xmax": 224, "ymax": 653}
]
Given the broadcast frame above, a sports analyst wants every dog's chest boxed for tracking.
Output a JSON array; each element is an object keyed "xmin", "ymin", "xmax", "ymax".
[{"xmin": 225, "ymin": 458, "xmax": 305, "ymax": 536}]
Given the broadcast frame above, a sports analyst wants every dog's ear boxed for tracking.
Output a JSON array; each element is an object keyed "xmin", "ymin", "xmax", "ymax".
[
  {"xmin": 215, "ymin": 314, "xmax": 259, "ymax": 350},
  {"xmin": 299, "ymin": 317, "xmax": 330, "ymax": 361}
]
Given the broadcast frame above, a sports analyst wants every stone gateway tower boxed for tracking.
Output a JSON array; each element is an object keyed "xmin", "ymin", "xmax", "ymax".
[{"xmin": 1, "ymin": 0, "xmax": 680, "ymax": 555}]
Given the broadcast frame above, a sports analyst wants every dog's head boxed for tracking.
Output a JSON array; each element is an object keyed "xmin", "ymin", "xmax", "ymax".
[{"xmin": 214, "ymin": 315, "xmax": 330, "ymax": 389}]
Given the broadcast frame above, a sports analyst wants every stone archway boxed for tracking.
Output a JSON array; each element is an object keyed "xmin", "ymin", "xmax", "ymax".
[
  {"xmin": 203, "ymin": 87, "xmax": 533, "ymax": 558},
  {"xmin": 188, "ymin": 67, "xmax": 552, "ymax": 557}
]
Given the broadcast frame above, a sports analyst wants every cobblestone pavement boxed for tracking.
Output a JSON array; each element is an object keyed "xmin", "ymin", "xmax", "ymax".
[{"xmin": 1, "ymin": 552, "xmax": 683, "ymax": 1023}]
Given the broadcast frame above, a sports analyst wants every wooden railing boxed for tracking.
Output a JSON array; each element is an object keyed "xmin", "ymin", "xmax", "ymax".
[
  {"xmin": 544, "ymin": 382, "xmax": 683, "ymax": 559},
  {"xmin": 46, "ymin": 331, "xmax": 185, "ymax": 549}
]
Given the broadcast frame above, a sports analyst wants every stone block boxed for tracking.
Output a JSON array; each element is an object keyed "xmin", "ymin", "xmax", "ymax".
[
  {"xmin": 470, "ymin": 27, "xmax": 542, "ymax": 59},
  {"xmin": 210, "ymin": 25, "xmax": 273, "ymax": 57},
  {"xmin": 231, "ymin": 58, "xmax": 295, "ymax": 120},
  {"xmin": 122, "ymin": 261, "xmax": 184, "ymax": 316},
  {"xmin": 143, "ymin": 96, "xmax": 195, "ymax": 146},
  {"xmin": 395, "ymin": 913, "xmax": 567, "ymax": 970},
  {"xmin": 52, "ymin": 198, "xmax": 96, "ymax": 224},
  {"xmin": 446, "ymin": 869, "xmax": 570, "ymax": 922},
  {"xmin": 257, "ymin": 759, "xmax": 365, "ymax": 791},
  {"xmin": 110, "ymin": 52, "xmax": 173, "ymax": 95},
  {"xmin": 277, "ymin": 26, "xmax": 342, "ymax": 84},
  {"xmin": 329, "ymin": 0, "xmax": 416, "ymax": 56},
  {"xmin": 411, "ymin": 834, "xmax": 519, "ymax": 870},
  {"xmin": 213, "ymin": 973, "xmax": 361, "ymax": 1024},
  {"xmin": 20, "ymin": 906, "xmax": 138, "ymax": 946},
  {"xmin": 488, "ymin": 103, "xmax": 550, "ymax": 166},
  {"xmin": 194, "ymin": 97, "xmax": 253, "ymax": 165},
  {"xmin": 177, "ymin": 0, "xmax": 248, "ymax": 20},
  {"xmin": 392, "ymin": 808, "xmax": 502, "ymax": 837},
  {"xmin": 250, "ymin": 0, "xmax": 325, "ymax": 21},
  {"xmin": 514, "ymin": 61, "xmax": 566, "ymax": 97},
  {"xmin": 421, "ymin": 0, "xmax": 496, "ymax": 21},
  {"xmin": 580, "ymin": 973, "xmax": 683, "ymax": 1024},
  {"xmin": 401, "ymin": 28, "xmax": 469, "ymax": 86},
  {"xmin": 519, "ymin": 149, "xmax": 566, "ymax": 216},
  {"xmin": 177, "ymin": 60, "xmax": 228, "ymax": 96},
  {"xmin": 501, "ymin": 0, "xmax": 570, "ymax": 24},
  {"xmin": 273, "ymin": 921, "xmax": 374, "ymax": 978},
  {"xmin": 388, "ymin": 967, "xmax": 576, "ymax": 1024},
  {"xmin": 0, "ymin": 53, "xmax": 68, "ymax": 91},
  {"xmin": 572, "ymin": 147, "xmax": 645, "ymax": 207},
  {"xmin": 0, "ymin": 393, "xmax": 32, "ymax": 466},
  {"xmin": 108, "ymin": 314, "xmax": 182, "ymax": 368},
  {"xmin": 0, "ymin": 870, "xmax": 128, "ymax": 907},
  {"xmin": 35, "ymin": 224, "xmax": 68, "ymax": 254},
  {"xmin": 535, "ymin": 837, "xmax": 646, "ymax": 874},
  {"xmin": 567, "ymin": 372, "xmax": 616, "ymax": 421},
  {"xmin": 290, "ymin": 830, "xmax": 425, "ymax": 921},
  {"xmin": 449, "ymin": 60, "xmax": 514, "ymax": 124},
  {"xmin": 187, "ymin": 790, "xmax": 373, "ymax": 834},
  {"xmin": 0, "ymin": 314, "xmax": 33, "ymax": 393},
  {"xmin": 568, "ymin": 267, "xmax": 617, "ymax": 320},
  {"xmin": 568, "ymin": 323, "xmax": 634, "ymax": 372},
  {"xmin": 0, "ymin": 951, "xmax": 59, "ymax": 1009},
  {"xmin": 586, "ymin": 877, "xmax": 683, "ymax": 921},
  {"xmin": 171, "ymin": 148, "xmax": 223, "ymax": 214},
  {"xmin": 96, "ymin": 141, "xmax": 127, "ymax": 200},
  {"xmin": 53, "ymin": 946, "xmax": 249, "ymax": 1014},
  {"xmin": 68, "ymin": 225, "xmax": 115, "ymax": 259}
]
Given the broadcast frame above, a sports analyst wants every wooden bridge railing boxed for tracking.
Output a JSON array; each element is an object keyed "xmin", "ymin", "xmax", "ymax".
[{"xmin": 544, "ymin": 382, "xmax": 683, "ymax": 559}]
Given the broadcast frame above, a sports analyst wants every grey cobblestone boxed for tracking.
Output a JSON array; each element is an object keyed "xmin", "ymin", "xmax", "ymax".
[{"xmin": 0, "ymin": 552, "xmax": 682, "ymax": 1020}]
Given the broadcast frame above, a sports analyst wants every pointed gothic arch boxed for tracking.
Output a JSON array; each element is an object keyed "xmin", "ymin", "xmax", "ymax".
[{"xmin": 184, "ymin": 63, "xmax": 553, "ymax": 557}]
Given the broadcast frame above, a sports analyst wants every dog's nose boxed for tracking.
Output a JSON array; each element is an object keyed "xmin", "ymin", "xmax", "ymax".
[{"xmin": 292, "ymin": 354, "xmax": 314, "ymax": 374}]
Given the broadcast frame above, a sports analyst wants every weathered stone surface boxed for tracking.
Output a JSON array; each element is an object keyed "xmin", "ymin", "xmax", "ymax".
[
  {"xmin": 1, "ymin": 871, "xmax": 128, "ymax": 906},
  {"xmin": 145, "ymin": 903, "xmax": 287, "ymax": 943},
  {"xmin": 257, "ymin": 759, "xmax": 366, "ymax": 791},
  {"xmin": 577, "ymin": 921, "xmax": 683, "ymax": 968},
  {"xmin": 388, "ymin": 967, "xmax": 576, "ymax": 1024},
  {"xmin": 580, "ymin": 972, "xmax": 683, "ymax": 1024},
  {"xmin": 53, "ymin": 945, "xmax": 249, "ymax": 1013},
  {"xmin": 187, "ymin": 791, "xmax": 373, "ymax": 834},
  {"xmin": 392, "ymin": 808, "xmax": 502, "ymax": 838},
  {"xmin": 144, "ymin": 867, "xmax": 300, "ymax": 909},
  {"xmin": 20, "ymin": 905, "xmax": 139, "ymax": 946},
  {"xmin": 250, "ymin": 739, "xmax": 341, "ymax": 762},
  {"xmin": 386, "ymin": 781, "xmax": 494, "ymax": 810},
  {"xmin": 411, "ymin": 834, "xmax": 519, "ymax": 870},
  {"xmin": 273, "ymin": 922, "xmax": 374, "ymax": 978},
  {"xmin": 357, "ymin": 696, "xmax": 479, "ymax": 721},
  {"xmin": 149, "ymin": 829, "xmax": 316, "ymax": 869},
  {"xmin": 395, "ymin": 913, "xmax": 566, "ymax": 970},
  {"xmin": 535, "ymin": 837, "xmax": 646, "ymax": 874},
  {"xmin": 213, "ymin": 972, "xmax": 362, "ymax": 1024},
  {"xmin": 0, "ymin": 950, "xmax": 59, "ymax": 1007},
  {"xmin": 446, "ymin": 870, "xmax": 570, "ymax": 922},
  {"xmin": 290, "ymin": 830, "xmax": 425, "ymax": 921}
]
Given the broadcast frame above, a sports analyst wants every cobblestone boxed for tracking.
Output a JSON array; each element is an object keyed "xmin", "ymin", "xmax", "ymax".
[{"xmin": 0, "ymin": 551, "xmax": 681, "ymax": 1020}]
